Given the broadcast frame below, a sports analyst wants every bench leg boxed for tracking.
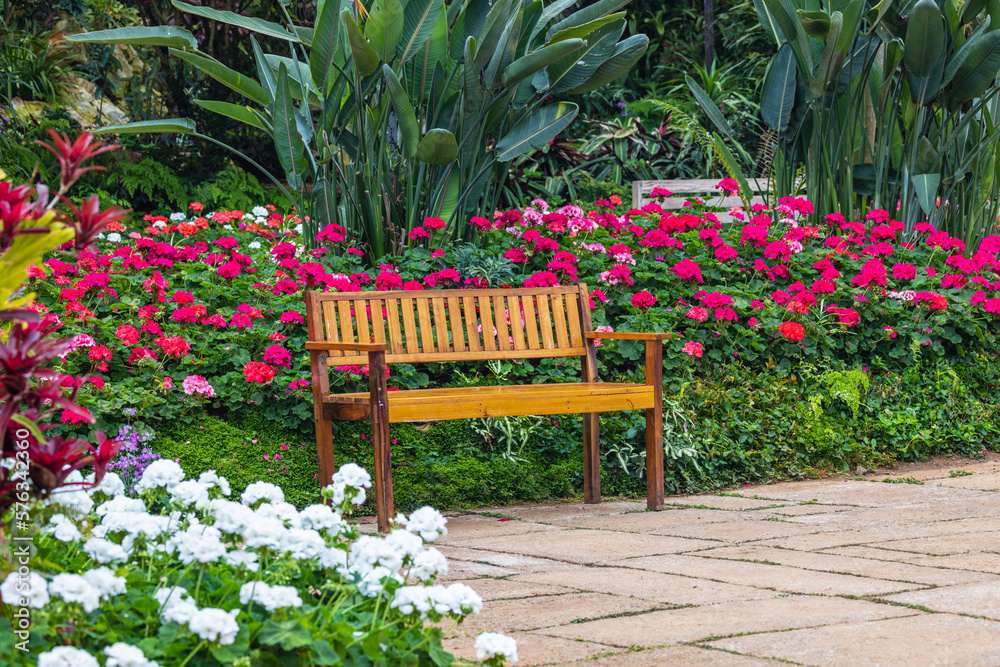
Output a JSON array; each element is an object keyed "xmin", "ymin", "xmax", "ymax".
[
  {"xmin": 582, "ymin": 413, "xmax": 601, "ymax": 504},
  {"xmin": 369, "ymin": 351, "xmax": 394, "ymax": 533},
  {"xmin": 315, "ymin": 417, "xmax": 336, "ymax": 488},
  {"xmin": 645, "ymin": 339, "xmax": 664, "ymax": 510}
]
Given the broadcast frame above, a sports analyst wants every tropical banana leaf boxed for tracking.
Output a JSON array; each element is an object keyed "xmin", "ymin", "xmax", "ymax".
[
  {"xmin": 484, "ymin": 11, "xmax": 523, "ymax": 90},
  {"xmin": 686, "ymin": 75, "xmax": 738, "ymax": 142},
  {"xmin": 404, "ymin": 11, "xmax": 448, "ymax": 104},
  {"xmin": 761, "ymin": 0, "xmax": 815, "ymax": 72},
  {"xmin": 342, "ymin": 9, "xmax": 381, "ymax": 77},
  {"xmin": 168, "ymin": 49, "xmax": 270, "ymax": 106},
  {"xmin": 752, "ymin": 0, "xmax": 782, "ymax": 44},
  {"xmin": 171, "ymin": 1, "xmax": 296, "ymax": 41},
  {"xmin": 548, "ymin": 13, "xmax": 625, "ymax": 44},
  {"xmin": 398, "ymin": 0, "xmax": 445, "ymax": 64},
  {"xmin": 310, "ymin": 0, "xmax": 341, "ymax": 90},
  {"xmin": 92, "ymin": 119, "xmax": 196, "ymax": 135},
  {"xmin": 566, "ymin": 34, "xmax": 649, "ymax": 94},
  {"xmin": 383, "ymin": 65, "xmax": 420, "ymax": 158},
  {"xmin": 194, "ymin": 100, "xmax": 272, "ymax": 134},
  {"xmin": 365, "ymin": 0, "xmax": 404, "ymax": 64},
  {"xmin": 948, "ymin": 30, "xmax": 1000, "ymax": 104},
  {"xmin": 64, "ymin": 26, "xmax": 196, "ymax": 49},
  {"xmin": 495, "ymin": 102, "xmax": 578, "ymax": 161},
  {"xmin": 503, "ymin": 39, "xmax": 586, "ymax": 88},
  {"xmin": 761, "ymin": 43, "xmax": 797, "ymax": 132},
  {"xmin": 546, "ymin": 0, "xmax": 629, "ymax": 42},
  {"xmin": 451, "ymin": 0, "xmax": 494, "ymax": 60},
  {"xmin": 912, "ymin": 172, "xmax": 941, "ymax": 213},
  {"xmin": 529, "ymin": 0, "xmax": 579, "ymax": 45},
  {"xmin": 252, "ymin": 37, "xmax": 277, "ymax": 103},
  {"xmin": 416, "ymin": 128, "xmax": 458, "ymax": 164},
  {"xmin": 547, "ymin": 21, "xmax": 624, "ymax": 93},
  {"xmin": 272, "ymin": 66, "xmax": 308, "ymax": 189},
  {"xmin": 904, "ymin": 0, "xmax": 945, "ymax": 77}
]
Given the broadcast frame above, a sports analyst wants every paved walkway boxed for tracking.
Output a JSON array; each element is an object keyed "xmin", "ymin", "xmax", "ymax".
[{"xmin": 434, "ymin": 458, "xmax": 1000, "ymax": 665}]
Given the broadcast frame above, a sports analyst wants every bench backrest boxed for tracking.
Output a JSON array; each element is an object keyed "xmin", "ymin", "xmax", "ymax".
[
  {"xmin": 306, "ymin": 284, "xmax": 594, "ymax": 365},
  {"xmin": 632, "ymin": 179, "xmax": 768, "ymax": 222}
]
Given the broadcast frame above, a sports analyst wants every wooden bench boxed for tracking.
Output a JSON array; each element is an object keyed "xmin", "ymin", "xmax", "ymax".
[
  {"xmin": 632, "ymin": 179, "xmax": 768, "ymax": 222},
  {"xmin": 305, "ymin": 284, "xmax": 672, "ymax": 532}
]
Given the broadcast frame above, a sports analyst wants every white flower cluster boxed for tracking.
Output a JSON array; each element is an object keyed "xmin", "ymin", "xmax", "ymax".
[
  {"xmin": 134, "ymin": 459, "xmax": 185, "ymax": 493},
  {"xmin": 888, "ymin": 289, "xmax": 917, "ymax": 302},
  {"xmin": 239, "ymin": 582, "xmax": 303, "ymax": 611},
  {"xmin": 390, "ymin": 582, "xmax": 483, "ymax": 618},
  {"xmin": 475, "ymin": 632, "xmax": 519, "ymax": 663},
  {"xmin": 47, "ymin": 568, "xmax": 125, "ymax": 613},
  {"xmin": 154, "ymin": 585, "xmax": 240, "ymax": 644},
  {"xmin": 324, "ymin": 462, "xmax": 372, "ymax": 506}
]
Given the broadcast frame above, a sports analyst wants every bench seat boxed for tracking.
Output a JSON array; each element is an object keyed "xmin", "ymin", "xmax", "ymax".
[{"xmin": 321, "ymin": 383, "xmax": 655, "ymax": 422}]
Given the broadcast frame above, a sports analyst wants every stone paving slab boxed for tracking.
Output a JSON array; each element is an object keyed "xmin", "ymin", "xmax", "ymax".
[
  {"xmin": 538, "ymin": 594, "xmax": 917, "ymax": 647},
  {"xmin": 865, "ymin": 530, "xmax": 1000, "ymax": 556},
  {"xmin": 442, "ymin": 578, "xmax": 576, "ymax": 601},
  {"xmin": 435, "ymin": 515, "xmax": 567, "ymax": 544},
  {"xmin": 607, "ymin": 553, "xmax": 916, "ymax": 596},
  {"xmin": 902, "ymin": 552, "xmax": 1000, "ymax": 573},
  {"xmin": 695, "ymin": 545, "xmax": 998, "ymax": 586},
  {"xmin": 447, "ymin": 528, "xmax": 717, "ymax": 563},
  {"xmin": 885, "ymin": 581, "xmax": 1000, "ymax": 620},
  {"xmin": 707, "ymin": 613, "xmax": 1000, "ymax": 666},
  {"xmin": 510, "ymin": 566, "xmax": 779, "ymax": 605},
  {"xmin": 544, "ymin": 645, "xmax": 779, "ymax": 666},
  {"xmin": 437, "ymin": 545, "xmax": 572, "ymax": 573},
  {"xmin": 444, "ymin": 631, "xmax": 621, "ymax": 665}
]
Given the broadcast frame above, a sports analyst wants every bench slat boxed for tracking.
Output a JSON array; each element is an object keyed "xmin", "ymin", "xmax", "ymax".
[
  {"xmin": 321, "ymin": 301, "xmax": 342, "ymax": 357},
  {"xmin": 433, "ymin": 297, "xmax": 450, "ymax": 353},
  {"xmin": 478, "ymin": 295, "xmax": 497, "ymax": 351},
  {"xmin": 522, "ymin": 295, "xmax": 541, "ymax": 349},
  {"xmin": 384, "ymin": 298, "xmax": 402, "ymax": 353},
  {"xmin": 462, "ymin": 295, "xmax": 481, "ymax": 351},
  {"xmin": 447, "ymin": 296, "xmax": 466, "ymax": 352},
  {"xmin": 537, "ymin": 294, "xmax": 555, "ymax": 349},
  {"xmin": 354, "ymin": 298, "xmax": 371, "ymax": 345},
  {"xmin": 370, "ymin": 298, "xmax": 387, "ymax": 347},
  {"xmin": 337, "ymin": 301, "xmax": 355, "ymax": 347},
  {"xmin": 566, "ymin": 293, "xmax": 583, "ymax": 346},
  {"xmin": 493, "ymin": 295, "xmax": 511, "ymax": 351},
  {"xmin": 324, "ymin": 382, "xmax": 655, "ymax": 422},
  {"xmin": 416, "ymin": 298, "xmax": 435, "ymax": 352},
  {"xmin": 400, "ymin": 297, "xmax": 418, "ymax": 354},
  {"xmin": 508, "ymin": 296, "xmax": 527, "ymax": 351},
  {"xmin": 552, "ymin": 293, "xmax": 570, "ymax": 348}
]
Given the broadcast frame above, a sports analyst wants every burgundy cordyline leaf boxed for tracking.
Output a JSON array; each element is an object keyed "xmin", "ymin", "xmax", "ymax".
[
  {"xmin": 0, "ymin": 181, "xmax": 48, "ymax": 253},
  {"xmin": 35, "ymin": 129, "xmax": 117, "ymax": 191},
  {"xmin": 58, "ymin": 195, "xmax": 130, "ymax": 251}
]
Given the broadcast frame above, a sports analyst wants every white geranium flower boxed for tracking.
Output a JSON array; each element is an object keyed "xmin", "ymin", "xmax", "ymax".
[
  {"xmin": 349, "ymin": 535, "xmax": 406, "ymax": 574},
  {"xmin": 46, "ymin": 514, "xmax": 82, "ymax": 542},
  {"xmin": 241, "ymin": 517, "xmax": 287, "ymax": 549},
  {"xmin": 169, "ymin": 480, "xmax": 211, "ymax": 508},
  {"xmin": 188, "ymin": 608, "xmax": 240, "ymax": 645},
  {"xmin": 152, "ymin": 220, "xmax": 167, "ymax": 229},
  {"xmin": 409, "ymin": 548, "xmax": 448, "ymax": 581},
  {"xmin": 50, "ymin": 475, "xmax": 95, "ymax": 515},
  {"xmin": 206, "ymin": 499, "xmax": 255, "ymax": 534},
  {"xmin": 252, "ymin": 206, "xmax": 269, "ymax": 217},
  {"xmin": 281, "ymin": 528, "xmax": 327, "ymax": 560},
  {"xmin": 255, "ymin": 501, "xmax": 301, "ymax": 528},
  {"xmin": 101, "ymin": 511, "xmax": 169, "ymax": 539},
  {"xmin": 107, "ymin": 233, "xmax": 122, "ymax": 244},
  {"xmin": 154, "ymin": 587, "xmax": 199, "ymax": 625},
  {"xmin": 405, "ymin": 506, "xmax": 448, "ymax": 542},
  {"xmin": 223, "ymin": 549, "xmax": 259, "ymax": 572},
  {"xmin": 448, "ymin": 583, "xmax": 483, "ymax": 615},
  {"xmin": 169, "ymin": 212, "xmax": 186, "ymax": 221},
  {"xmin": 355, "ymin": 565, "xmax": 401, "ymax": 597},
  {"xmin": 49, "ymin": 573, "xmax": 101, "ymax": 612},
  {"xmin": 475, "ymin": 633, "xmax": 518, "ymax": 663},
  {"xmin": 248, "ymin": 241, "xmax": 261, "ymax": 249},
  {"xmin": 38, "ymin": 646, "xmax": 100, "ymax": 667},
  {"xmin": 318, "ymin": 547, "xmax": 348, "ymax": 571},
  {"xmin": 166, "ymin": 525, "xmax": 226, "ymax": 565},
  {"xmin": 96, "ymin": 496, "xmax": 146, "ymax": 516},
  {"xmin": 390, "ymin": 586, "xmax": 434, "ymax": 617},
  {"xmin": 86, "ymin": 471, "xmax": 125, "ymax": 497},
  {"xmin": 239, "ymin": 582, "xmax": 303, "ymax": 611},
  {"xmin": 84, "ymin": 537, "xmax": 129, "ymax": 564},
  {"xmin": 198, "ymin": 470, "xmax": 231, "ymax": 496},
  {"xmin": 135, "ymin": 460, "xmax": 185, "ymax": 492},
  {"xmin": 104, "ymin": 643, "xmax": 160, "ymax": 667},
  {"xmin": 82, "ymin": 566, "xmax": 126, "ymax": 599},
  {"xmin": 384, "ymin": 529, "xmax": 424, "ymax": 563},
  {"xmin": 0, "ymin": 570, "xmax": 49, "ymax": 608},
  {"xmin": 298, "ymin": 504, "xmax": 347, "ymax": 534},
  {"xmin": 241, "ymin": 481, "xmax": 285, "ymax": 507}
]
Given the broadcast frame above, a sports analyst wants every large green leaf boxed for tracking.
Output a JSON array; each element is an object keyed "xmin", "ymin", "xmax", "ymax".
[
  {"xmin": 416, "ymin": 129, "xmax": 458, "ymax": 164},
  {"xmin": 342, "ymin": 9, "xmax": 380, "ymax": 77},
  {"xmin": 404, "ymin": 10, "xmax": 448, "ymax": 104},
  {"xmin": 474, "ymin": 0, "xmax": 517, "ymax": 73},
  {"xmin": 686, "ymin": 75, "xmax": 737, "ymax": 141},
  {"xmin": 752, "ymin": 0, "xmax": 782, "ymax": 44},
  {"xmin": 529, "ymin": 0, "xmax": 578, "ymax": 45},
  {"xmin": 64, "ymin": 26, "xmax": 196, "ymax": 49},
  {"xmin": 547, "ymin": 20, "xmax": 623, "ymax": 93},
  {"xmin": 310, "ymin": 0, "xmax": 341, "ymax": 91},
  {"xmin": 383, "ymin": 65, "xmax": 419, "ymax": 158},
  {"xmin": 567, "ymin": 34, "xmax": 648, "ymax": 93},
  {"xmin": 172, "ymin": 1, "xmax": 296, "ymax": 40},
  {"xmin": 92, "ymin": 119, "xmax": 196, "ymax": 135},
  {"xmin": 264, "ymin": 55, "xmax": 319, "ymax": 103},
  {"xmin": 761, "ymin": 0, "xmax": 814, "ymax": 71},
  {"xmin": 809, "ymin": 10, "xmax": 844, "ymax": 98},
  {"xmin": 272, "ymin": 65, "xmax": 308, "ymax": 189},
  {"xmin": 798, "ymin": 10, "xmax": 832, "ymax": 37},
  {"xmin": 169, "ymin": 49, "xmax": 270, "ymax": 106},
  {"xmin": 451, "ymin": 0, "xmax": 494, "ymax": 60},
  {"xmin": 503, "ymin": 39, "xmax": 586, "ymax": 88},
  {"xmin": 760, "ymin": 43, "xmax": 797, "ymax": 132},
  {"xmin": 948, "ymin": 30, "xmax": 1000, "ymax": 103},
  {"xmin": 365, "ymin": 0, "xmax": 404, "ymax": 63},
  {"xmin": 495, "ymin": 102, "xmax": 578, "ymax": 161},
  {"xmin": 546, "ymin": 0, "xmax": 629, "ymax": 42},
  {"xmin": 194, "ymin": 100, "xmax": 271, "ymax": 134},
  {"xmin": 484, "ymin": 10, "xmax": 523, "ymax": 90},
  {"xmin": 942, "ymin": 16, "xmax": 991, "ymax": 89},
  {"xmin": 252, "ymin": 36, "xmax": 277, "ymax": 103},
  {"xmin": 904, "ymin": 0, "xmax": 945, "ymax": 77},
  {"xmin": 912, "ymin": 172, "xmax": 941, "ymax": 214},
  {"xmin": 548, "ymin": 12, "xmax": 625, "ymax": 44},
  {"xmin": 398, "ymin": 0, "xmax": 445, "ymax": 64}
]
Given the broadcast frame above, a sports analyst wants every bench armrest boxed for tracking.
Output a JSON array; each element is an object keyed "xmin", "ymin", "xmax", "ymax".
[
  {"xmin": 585, "ymin": 331, "xmax": 673, "ymax": 342},
  {"xmin": 305, "ymin": 341, "xmax": 390, "ymax": 352}
]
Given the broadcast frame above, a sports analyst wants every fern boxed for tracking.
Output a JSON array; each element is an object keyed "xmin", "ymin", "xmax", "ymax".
[
  {"xmin": 203, "ymin": 164, "xmax": 267, "ymax": 212},
  {"xmin": 110, "ymin": 158, "xmax": 187, "ymax": 209},
  {"xmin": 810, "ymin": 368, "xmax": 870, "ymax": 419},
  {"xmin": 640, "ymin": 100, "xmax": 718, "ymax": 167}
]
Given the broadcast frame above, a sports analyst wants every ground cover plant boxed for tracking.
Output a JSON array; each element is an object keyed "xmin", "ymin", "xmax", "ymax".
[{"xmin": 20, "ymin": 181, "xmax": 1000, "ymax": 505}]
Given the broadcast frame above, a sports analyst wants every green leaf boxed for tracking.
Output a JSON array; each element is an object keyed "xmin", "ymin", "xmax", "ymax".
[
  {"xmin": 948, "ymin": 29, "xmax": 1000, "ymax": 103},
  {"xmin": 547, "ymin": 20, "xmax": 623, "ymax": 93},
  {"xmin": 342, "ymin": 9, "xmax": 380, "ymax": 77},
  {"xmin": 798, "ymin": 9, "xmax": 831, "ymax": 37},
  {"xmin": 64, "ymin": 26, "xmax": 197, "ymax": 49},
  {"xmin": 904, "ymin": 0, "xmax": 945, "ymax": 77},
  {"xmin": 383, "ymin": 65, "xmax": 419, "ymax": 158},
  {"xmin": 529, "ymin": 0, "xmax": 578, "ymax": 45},
  {"xmin": 546, "ymin": 0, "xmax": 629, "ymax": 41},
  {"xmin": 272, "ymin": 65, "xmax": 308, "ymax": 189},
  {"xmin": 686, "ymin": 75, "xmax": 736, "ymax": 141},
  {"xmin": 503, "ymin": 39, "xmax": 585, "ymax": 88},
  {"xmin": 92, "ymin": 119, "xmax": 196, "ymax": 135},
  {"xmin": 365, "ymin": 0, "xmax": 404, "ymax": 63},
  {"xmin": 252, "ymin": 36, "xmax": 277, "ymax": 102},
  {"xmin": 259, "ymin": 619, "xmax": 312, "ymax": 650},
  {"xmin": 451, "ymin": 0, "xmax": 494, "ymax": 60},
  {"xmin": 484, "ymin": 10, "xmax": 523, "ymax": 89},
  {"xmin": 403, "ymin": 10, "xmax": 448, "ymax": 103},
  {"xmin": 566, "ymin": 34, "xmax": 649, "ymax": 93},
  {"xmin": 752, "ymin": 0, "xmax": 783, "ymax": 44},
  {"xmin": 547, "ymin": 12, "xmax": 625, "ymax": 44},
  {"xmin": 495, "ymin": 102, "xmax": 578, "ymax": 161},
  {"xmin": 809, "ymin": 10, "xmax": 844, "ymax": 98},
  {"xmin": 172, "ymin": 0, "xmax": 296, "ymax": 40},
  {"xmin": 416, "ymin": 128, "xmax": 458, "ymax": 164},
  {"xmin": 912, "ymin": 172, "xmax": 941, "ymax": 214},
  {"xmin": 169, "ymin": 48, "xmax": 270, "ymax": 106},
  {"xmin": 194, "ymin": 100, "xmax": 271, "ymax": 134},
  {"xmin": 710, "ymin": 132, "xmax": 753, "ymax": 206},
  {"xmin": 761, "ymin": 0, "xmax": 814, "ymax": 71},
  {"xmin": 398, "ymin": 0, "xmax": 445, "ymax": 64},
  {"xmin": 761, "ymin": 43, "xmax": 797, "ymax": 133},
  {"xmin": 310, "ymin": 0, "xmax": 341, "ymax": 90}
]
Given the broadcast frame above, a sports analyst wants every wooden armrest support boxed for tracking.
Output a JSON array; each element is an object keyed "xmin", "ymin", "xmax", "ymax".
[
  {"xmin": 586, "ymin": 331, "xmax": 673, "ymax": 341},
  {"xmin": 305, "ymin": 341, "xmax": 390, "ymax": 352}
]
